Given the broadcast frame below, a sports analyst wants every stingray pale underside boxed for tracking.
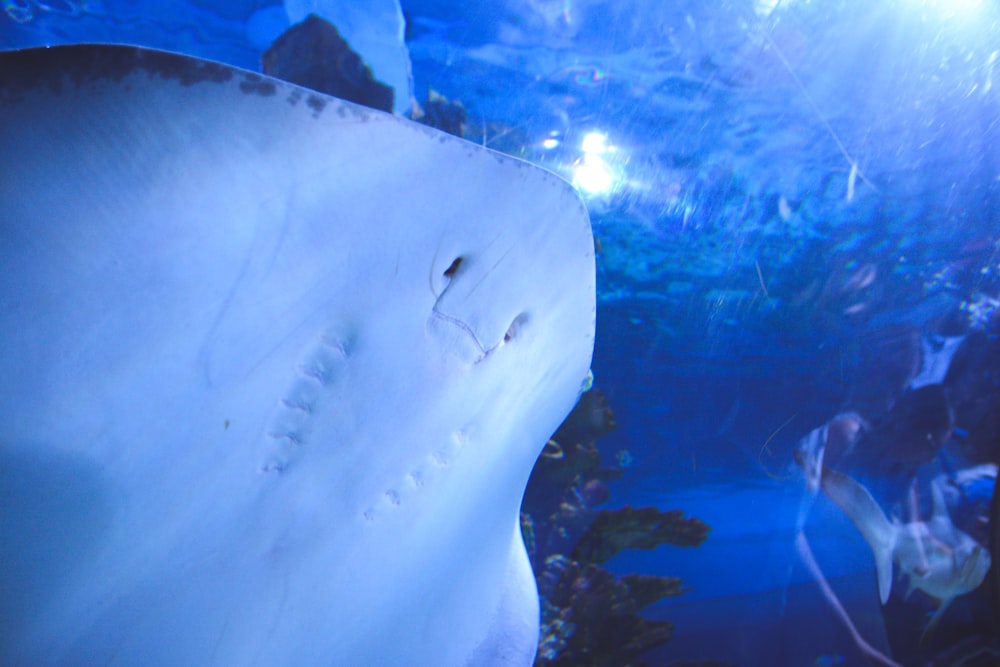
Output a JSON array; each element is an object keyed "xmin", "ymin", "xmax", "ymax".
[{"xmin": 0, "ymin": 45, "xmax": 595, "ymax": 665}]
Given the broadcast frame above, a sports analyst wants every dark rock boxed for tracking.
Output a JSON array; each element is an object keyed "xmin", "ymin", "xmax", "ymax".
[{"xmin": 262, "ymin": 14, "xmax": 393, "ymax": 113}]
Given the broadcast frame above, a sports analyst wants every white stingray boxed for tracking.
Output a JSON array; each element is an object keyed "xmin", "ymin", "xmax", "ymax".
[{"xmin": 0, "ymin": 45, "xmax": 595, "ymax": 665}]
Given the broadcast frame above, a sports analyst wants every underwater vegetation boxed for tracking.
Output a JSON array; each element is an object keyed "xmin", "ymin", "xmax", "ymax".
[{"xmin": 522, "ymin": 388, "xmax": 711, "ymax": 666}]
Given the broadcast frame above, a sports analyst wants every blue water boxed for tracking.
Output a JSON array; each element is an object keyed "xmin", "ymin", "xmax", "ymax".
[{"xmin": 3, "ymin": 1, "xmax": 998, "ymax": 665}]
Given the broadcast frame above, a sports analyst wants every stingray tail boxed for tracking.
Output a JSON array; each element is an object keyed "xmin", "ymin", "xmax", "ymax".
[{"xmin": 819, "ymin": 466, "xmax": 896, "ymax": 604}]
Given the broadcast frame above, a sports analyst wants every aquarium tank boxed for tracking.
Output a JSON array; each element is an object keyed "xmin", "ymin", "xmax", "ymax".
[{"xmin": 1, "ymin": 0, "xmax": 998, "ymax": 665}]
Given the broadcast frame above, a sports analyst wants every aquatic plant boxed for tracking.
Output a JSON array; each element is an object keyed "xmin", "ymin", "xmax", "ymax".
[{"xmin": 522, "ymin": 387, "xmax": 710, "ymax": 666}]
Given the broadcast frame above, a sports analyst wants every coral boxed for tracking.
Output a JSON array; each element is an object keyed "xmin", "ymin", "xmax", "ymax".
[
  {"xmin": 621, "ymin": 574, "xmax": 691, "ymax": 610},
  {"xmin": 571, "ymin": 506, "xmax": 710, "ymax": 565},
  {"xmin": 536, "ymin": 556, "xmax": 681, "ymax": 666},
  {"xmin": 554, "ymin": 388, "xmax": 619, "ymax": 443},
  {"xmin": 523, "ymin": 389, "xmax": 622, "ymax": 518},
  {"xmin": 522, "ymin": 386, "xmax": 711, "ymax": 666},
  {"xmin": 412, "ymin": 89, "xmax": 467, "ymax": 138}
]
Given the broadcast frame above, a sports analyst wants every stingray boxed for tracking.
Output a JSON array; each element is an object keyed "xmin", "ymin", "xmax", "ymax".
[
  {"xmin": 0, "ymin": 45, "xmax": 595, "ymax": 665},
  {"xmin": 817, "ymin": 466, "xmax": 990, "ymax": 612}
]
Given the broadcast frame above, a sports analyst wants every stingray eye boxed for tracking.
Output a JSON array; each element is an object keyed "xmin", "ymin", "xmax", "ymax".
[{"xmin": 443, "ymin": 257, "xmax": 462, "ymax": 278}]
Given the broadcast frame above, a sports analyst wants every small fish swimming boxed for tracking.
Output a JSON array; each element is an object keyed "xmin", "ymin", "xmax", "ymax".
[{"xmin": 615, "ymin": 449, "xmax": 634, "ymax": 468}]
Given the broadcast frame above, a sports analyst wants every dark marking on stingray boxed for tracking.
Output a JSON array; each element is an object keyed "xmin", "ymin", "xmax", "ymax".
[
  {"xmin": 140, "ymin": 48, "xmax": 234, "ymax": 86},
  {"xmin": 239, "ymin": 73, "xmax": 277, "ymax": 97},
  {"xmin": 287, "ymin": 89, "xmax": 303, "ymax": 106},
  {"xmin": 0, "ymin": 45, "xmax": 234, "ymax": 105},
  {"xmin": 261, "ymin": 461, "xmax": 286, "ymax": 474},
  {"xmin": 306, "ymin": 94, "xmax": 327, "ymax": 116}
]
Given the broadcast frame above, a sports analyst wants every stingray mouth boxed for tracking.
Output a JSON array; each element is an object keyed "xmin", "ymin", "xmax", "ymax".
[
  {"xmin": 428, "ymin": 309, "xmax": 528, "ymax": 365},
  {"xmin": 428, "ymin": 309, "xmax": 493, "ymax": 364}
]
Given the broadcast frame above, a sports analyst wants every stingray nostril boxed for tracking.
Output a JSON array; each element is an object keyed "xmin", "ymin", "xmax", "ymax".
[
  {"xmin": 443, "ymin": 257, "xmax": 463, "ymax": 278},
  {"xmin": 504, "ymin": 313, "xmax": 529, "ymax": 343}
]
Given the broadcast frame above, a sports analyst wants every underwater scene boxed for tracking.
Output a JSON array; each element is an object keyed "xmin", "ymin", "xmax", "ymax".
[{"xmin": 1, "ymin": 1, "xmax": 998, "ymax": 666}]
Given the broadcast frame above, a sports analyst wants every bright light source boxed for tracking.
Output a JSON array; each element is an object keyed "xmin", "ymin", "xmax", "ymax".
[
  {"xmin": 953, "ymin": 0, "xmax": 983, "ymax": 11},
  {"xmin": 541, "ymin": 137, "xmax": 560, "ymax": 149},
  {"xmin": 581, "ymin": 132, "xmax": 608, "ymax": 154},
  {"xmin": 754, "ymin": 0, "xmax": 781, "ymax": 17},
  {"xmin": 572, "ymin": 154, "xmax": 616, "ymax": 195}
]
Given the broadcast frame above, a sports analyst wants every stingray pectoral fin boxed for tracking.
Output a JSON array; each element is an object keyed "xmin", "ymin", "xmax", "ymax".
[
  {"xmin": 820, "ymin": 466, "xmax": 896, "ymax": 604},
  {"xmin": 464, "ymin": 519, "xmax": 540, "ymax": 665}
]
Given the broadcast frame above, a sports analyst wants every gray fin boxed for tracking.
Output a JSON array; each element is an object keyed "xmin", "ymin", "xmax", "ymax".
[{"xmin": 820, "ymin": 466, "xmax": 896, "ymax": 603}]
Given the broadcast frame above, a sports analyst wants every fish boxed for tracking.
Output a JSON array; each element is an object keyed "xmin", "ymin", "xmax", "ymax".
[
  {"xmin": 0, "ymin": 45, "xmax": 595, "ymax": 665},
  {"xmin": 816, "ymin": 466, "xmax": 990, "ymax": 609}
]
